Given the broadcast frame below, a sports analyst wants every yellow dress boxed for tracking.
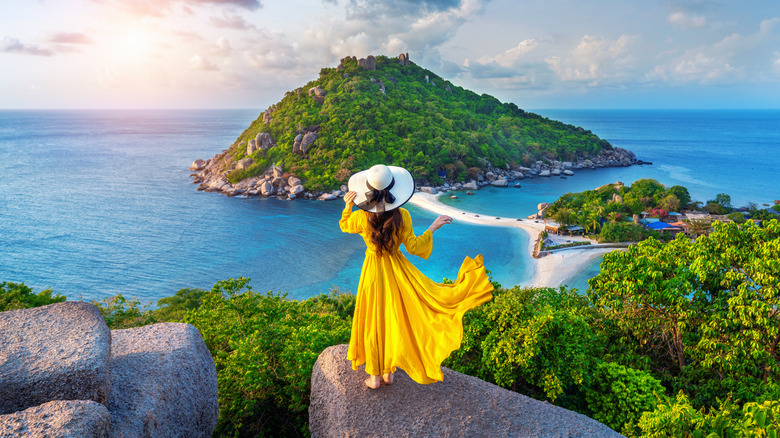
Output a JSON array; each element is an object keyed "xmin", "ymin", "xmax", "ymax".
[{"xmin": 339, "ymin": 205, "xmax": 494, "ymax": 384}]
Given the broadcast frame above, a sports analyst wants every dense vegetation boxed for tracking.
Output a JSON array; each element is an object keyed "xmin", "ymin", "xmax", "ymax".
[
  {"xmin": 545, "ymin": 178, "xmax": 778, "ymax": 242},
  {"xmin": 4, "ymin": 219, "xmax": 778, "ymax": 436},
  {"xmin": 447, "ymin": 219, "xmax": 780, "ymax": 437},
  {"xmin": 224, "ymin": 55, "xmax": 612, "ymax": 190}
]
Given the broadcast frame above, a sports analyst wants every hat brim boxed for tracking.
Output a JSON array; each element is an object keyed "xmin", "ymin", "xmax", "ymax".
[{"xmin": 348, "ymin": 166, "xmax": 415, "ymax": 213}]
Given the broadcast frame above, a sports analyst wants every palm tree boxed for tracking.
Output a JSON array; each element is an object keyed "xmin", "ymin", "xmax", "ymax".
[
  {"xmin": 553, "ymin": 208, "xmax": 576, "ymax": 226},
  {"xmin": 607, "ymin": 211, "xmax": 621, "ymax": 223}
]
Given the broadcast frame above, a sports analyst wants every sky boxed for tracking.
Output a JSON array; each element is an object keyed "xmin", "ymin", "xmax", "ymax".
[{"xmin": 1, "ymin": 0, "xmax": 779, "ymax": 109}]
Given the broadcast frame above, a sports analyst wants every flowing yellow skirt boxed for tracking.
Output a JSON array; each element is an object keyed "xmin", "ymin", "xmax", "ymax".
[{"xmin": 347, "ymin": 251, "xmax": 494, "ymax": 384}]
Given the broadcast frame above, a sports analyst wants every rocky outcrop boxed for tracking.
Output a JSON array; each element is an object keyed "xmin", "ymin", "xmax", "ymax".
[
  {"xmin": 309, "ymin": 86, "xmax": 327, "ymax": 97},
  {"xmin": 491, "ymin": 178, "xmax": 508, "ymax": 187},
  {"xmin": 108, "ymin": 323, "xmax": 218, "ymax": 438},
  {"xmin": 338, "ymin": 56, "xmax": 357, "ymax": 70},
  {"xmin": 261, "ymin": 105, "xmax": 276, "ymax": 125},
  {"xmin": 309, "ymin": 86, "xmax": 327, "ymax": 103},
  {"xmin": 462, "ymin": 180, "xmax": 478, "ymax": 191},
  {"xmin": 0, "ymin": 302, "xmax": 111, "ymax": 415},
  {"xmin": 0, "ymin": 304, "xmax": 218, "ymax": 438},
  {"xmin": 0, "ymin": 400, "xmax": 110, "ymax": 438},
  {"xmin": 257, "ymin": 132, "xmax": 275, "ymax": 149},
  {"xmin": 293, "ymin": 127, "xmax": 319, "ymax": 155},
  {"xmin": 300, "ymin": 132, "xmax": 317, "ymax": 154},
  {"xmin": 357, "ymin": 55, "xmax": 376, "ymax": 70},
  {"xmin": 236, "ymin": 157, "xmax": 254, "ymax": 171},
  {"xmin": 309, "ymin": 345, "xmax": 620, "ymax": 438},
  {"xmin": 370, "ymin": 77, "xmax": 386, "ymax": 94}
]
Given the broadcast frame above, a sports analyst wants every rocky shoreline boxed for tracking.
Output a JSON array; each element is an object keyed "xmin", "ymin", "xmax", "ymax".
[{"xmin": 190, "ymin": 146, "xmax": 639, "ymax": 201}]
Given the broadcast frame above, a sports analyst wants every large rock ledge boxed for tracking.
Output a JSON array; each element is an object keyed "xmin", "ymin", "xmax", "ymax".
[
  {"xmin": 0, "ymin": 400, "xmax": 110, "ymax": 437},
  {"xmin": 310, "ymin": 344, "xmax": 622, "ymax": 438},
  {"xmin": 0, "ymin": 302, "xmax": 218, "ymax": 437}
]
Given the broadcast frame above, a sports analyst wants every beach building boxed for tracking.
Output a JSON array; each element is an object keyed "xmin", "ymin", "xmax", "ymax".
[
  {"xmin": 544, "ymin": 222, "xmax": 586, "ymax": 236},
  {"xmin": 666, "ymin": 212, "xmax": 683, "ymax": 221},
  {"xmin": 640, "ymin": 219, "xmax": 682, "ymax": 236}
]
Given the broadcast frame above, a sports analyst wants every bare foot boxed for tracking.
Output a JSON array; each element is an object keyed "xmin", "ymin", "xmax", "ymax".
[
  {"xmin": 382, "ymin": 372, "xmax": 394, "ymax": 385},
  {"xmin": 365, "ymin": 375, "xmax": 381, "ymax": 389}
]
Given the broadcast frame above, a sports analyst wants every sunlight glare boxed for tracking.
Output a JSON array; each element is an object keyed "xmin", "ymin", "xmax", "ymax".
[{"xmin": 122, "ymin": 31, "xmax": 149, "ymax": 54}]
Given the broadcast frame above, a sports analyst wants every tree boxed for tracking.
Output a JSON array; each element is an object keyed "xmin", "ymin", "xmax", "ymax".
[
  {"xmin": 707, "ymin": 193, "xmax": 732, "ymax": 212},
  {"xmin": 668, "ymin": 185, "xmax": 691, "ymax": 209},
  {"xmin": 553, "ymin": 208, "xmax": 576, "ymax": 226},
  {"xmin": 588, "ymin": 235, "xmax": 700, "ymax": 373},
  {"xmin": 590, "ymin": 220, "xmax": 780, "ymax": 407},
  {"xmin": 658, "ymin": 194, "xmax": 681, "ymax": 213},
  {"xmin": 726, "ymin": 211, "xmax": 747, "ymax": 224}
]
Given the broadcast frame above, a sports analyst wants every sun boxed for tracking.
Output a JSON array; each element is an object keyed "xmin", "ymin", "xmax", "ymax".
[{"xmin": 121, "ymin": 30, "xmax": 150, "ymax": 54}]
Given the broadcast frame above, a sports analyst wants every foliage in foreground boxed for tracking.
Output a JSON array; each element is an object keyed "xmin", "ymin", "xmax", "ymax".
[
  {"xmin": 182, "ymin": 278, "xmax": 352, "ymax": 437},
  {"xmin": 446, "ymin": 219, "xmax": 780, "ymax": 437},
  {"xmin": 0, "ymin": 281, "xmax": 65, "ymax": 312}
]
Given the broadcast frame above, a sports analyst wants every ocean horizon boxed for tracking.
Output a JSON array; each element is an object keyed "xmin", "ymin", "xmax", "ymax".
[{"xmin": 1, "ymin": 108, "xmax": 777, "ymax": 303}]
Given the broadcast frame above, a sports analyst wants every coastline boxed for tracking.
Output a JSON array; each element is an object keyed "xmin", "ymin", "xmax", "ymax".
[{"xmin": 408, "ymin": 192, "xmax": 617, "ymax": 289}]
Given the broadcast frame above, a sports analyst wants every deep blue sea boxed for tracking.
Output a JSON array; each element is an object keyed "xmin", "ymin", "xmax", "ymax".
[{"xmin": 1, "ymin": 109, "xmax": 777, "ymax": 303}]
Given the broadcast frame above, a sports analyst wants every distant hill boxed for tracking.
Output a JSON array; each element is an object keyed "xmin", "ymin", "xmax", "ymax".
[{"xmin": 192, "ymin": 54, "xmax": 618, "ymax": 193}]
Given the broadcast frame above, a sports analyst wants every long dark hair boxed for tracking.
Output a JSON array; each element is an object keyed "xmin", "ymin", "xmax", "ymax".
[{"xmin": 367, "ymin": 209, "xmax": 402, "ymax": 256}]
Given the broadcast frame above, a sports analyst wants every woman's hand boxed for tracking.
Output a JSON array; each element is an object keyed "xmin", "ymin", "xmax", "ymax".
[
  {"xmin": 344, "ymin": 191, "xmax": 357, "ymax": 206},
  {"xmin": 428, "ymin": 215, "xmax": 453, "ymax": 233}
]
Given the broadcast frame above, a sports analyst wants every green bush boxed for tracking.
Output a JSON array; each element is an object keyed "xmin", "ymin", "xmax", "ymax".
[
  {"xmin": 639, "ymin": 392, "xmax": 780, "ymax": 438},
  {"xmin": 446, "ymin": 286, "xmax": 601, "ymax": 404},
  {"xmin": 183, "ymin": 278, "xmax": 353, "ymax": 437},
  {"xmin": 0, "ymin": 281, "xmax": 65, "ymax": 311},
  {"xmin": 585, "ymin": 361, "xmax": 666, "ymax": 436}
]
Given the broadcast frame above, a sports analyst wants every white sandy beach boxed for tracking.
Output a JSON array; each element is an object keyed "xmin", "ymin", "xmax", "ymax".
[{"xmin": 408, "ymin": 192, "xmax": 618, "ymax": 289}]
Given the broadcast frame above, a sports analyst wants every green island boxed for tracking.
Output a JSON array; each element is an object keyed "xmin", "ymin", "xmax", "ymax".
[
  {"xmin": 191, "ymin": 54, "xmax": 631, "ymax": 196},
  {"xmin": 4, "ymin": 212, "xmax": 779, "ymax": 437}
]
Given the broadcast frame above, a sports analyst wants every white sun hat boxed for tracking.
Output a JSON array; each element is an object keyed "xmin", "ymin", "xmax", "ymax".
[{"xmin": 348, "ymin": 164, "xmax": 415, "ymax": 213}]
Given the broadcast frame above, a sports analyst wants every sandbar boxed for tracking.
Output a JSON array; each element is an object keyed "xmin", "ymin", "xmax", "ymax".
[{"xmin": 408, "ymin": 192, "xmax": 618, "ymax": 289}]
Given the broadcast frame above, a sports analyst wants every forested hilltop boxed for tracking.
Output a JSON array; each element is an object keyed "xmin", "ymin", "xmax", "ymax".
[{"xmin": 191, "ymin": 54, "xmax": 630, "ymax": 197}]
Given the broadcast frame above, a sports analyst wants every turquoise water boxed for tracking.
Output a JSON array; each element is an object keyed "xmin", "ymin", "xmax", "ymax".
[
  {"xmin": 1, "ymin": 109, "xmax": 777, "ymax": 302},
  {"xmin": 0, "ymin": 110, "xmax": 527, "ymax": 302}
]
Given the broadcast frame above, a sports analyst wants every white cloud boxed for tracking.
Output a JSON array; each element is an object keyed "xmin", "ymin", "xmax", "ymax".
[
  {"xmin": 478, "ymin": 39, "xmax": 539, "ymax": 67},
  {"xmin": 668, "ymin": 12, "xmax": 707, "ymax": 29},
  {"xmin": 212, "ymin": 37, "xmax": 232, "ymax": 56},
  {"xmin": 650, "ymin": 17, "xmax": 780, "ymax": 83},
  {"xmin": 545, "ymin": 34, "xmax": 636, "ymax": 84},
  {"xmin": 295, "ymin": 0, "xmax": 486, "ymax": 73},
  {"xmin": 189, "ymin": 54, "xmax": 218, "ymax": 70}
]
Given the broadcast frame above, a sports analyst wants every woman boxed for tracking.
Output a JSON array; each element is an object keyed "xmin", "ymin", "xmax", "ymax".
[{"xmin": 340, "ymin": 164, "xmax": 494, "ymax": 389}]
